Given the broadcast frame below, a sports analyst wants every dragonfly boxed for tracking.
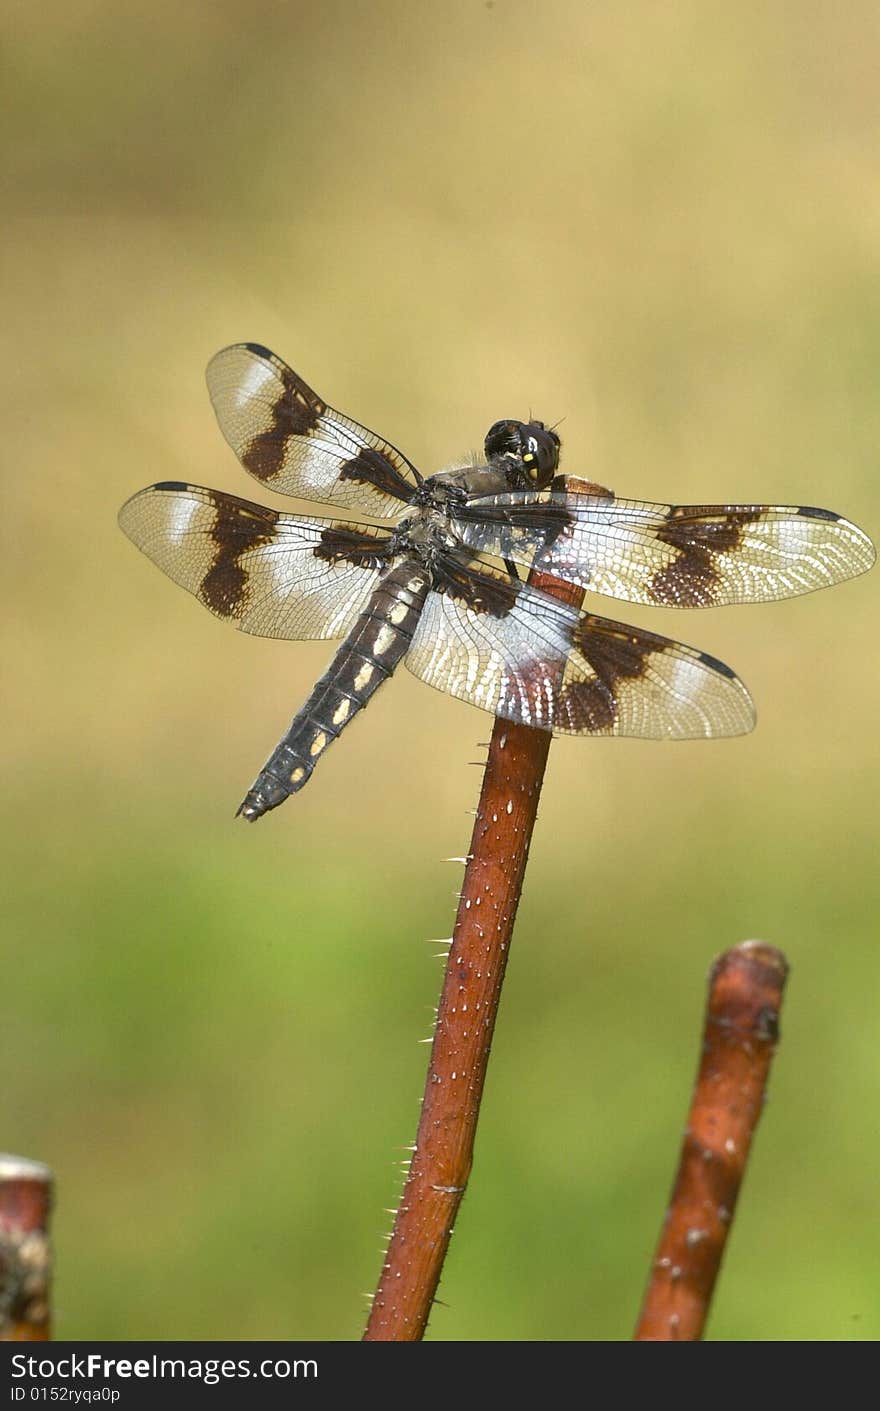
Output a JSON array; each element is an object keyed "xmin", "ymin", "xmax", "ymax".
[{"xmin": 119, "ymin": 342, "xmax": 875, "ymax": 820}]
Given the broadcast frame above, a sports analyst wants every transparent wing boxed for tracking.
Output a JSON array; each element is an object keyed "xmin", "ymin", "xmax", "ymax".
[
  {"xmin": 452, "ymin": 480, "xmax": 875, "ymax": 606},
  {"xmin": 119, "ymin": 483, "xmax": 393, "ymax": 640},
  {"xmin": 406, "ymin": 552, "xmax": 755, "ymax": 737},
  {"xmin": 206, "ymin": 343, "xmax": 421, "ymax": 516}
]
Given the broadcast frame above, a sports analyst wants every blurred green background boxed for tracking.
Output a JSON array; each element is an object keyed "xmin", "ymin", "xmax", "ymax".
[{"xmin": 3, "ymin": 0, "xmax": 878, "ymax": 1341}]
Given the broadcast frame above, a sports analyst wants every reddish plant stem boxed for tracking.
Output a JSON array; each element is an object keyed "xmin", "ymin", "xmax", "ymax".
[
  {"xmin": 0, "ymin": 1155, "xmax": 53, "ymax": 1341},
  {"xmin": 633, "ymin": 941, "xmax": 788, "ymax": 1341},
  {"xmin": 364, "ymin": 569, "xmax": 583, "ymax": 1341}
]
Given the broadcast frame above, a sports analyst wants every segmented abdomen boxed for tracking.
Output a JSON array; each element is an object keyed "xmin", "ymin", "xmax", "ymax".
[{"xmin": 237, "ymin": 560, "xmax": 431, "ymax": 819}]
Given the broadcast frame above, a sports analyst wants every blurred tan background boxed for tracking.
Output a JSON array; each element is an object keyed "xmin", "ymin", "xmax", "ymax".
[{"xmin": 3, "ymin": 0, "xmax": 878, "ymax": 1339}]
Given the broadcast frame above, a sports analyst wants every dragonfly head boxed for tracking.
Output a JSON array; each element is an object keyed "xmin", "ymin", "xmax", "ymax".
[{"xmin": 484, "ymin": 419, "xmax": 561, "ymax": 488}]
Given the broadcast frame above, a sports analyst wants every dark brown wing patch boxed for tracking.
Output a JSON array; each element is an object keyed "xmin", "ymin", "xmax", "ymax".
[
  {"xmin": 650, "ymin": 507, "xmax": 763, "ymax": 607},
  {"xmin": 338, "ymin": 446, "xmax": 421, "ymax": 505},
  {"xmin": 314, "ymin": 523, "xmax": 396, "ymax": 572},
  {"xmin": 201, "ymin": 492, "xmax": 279, "ymax": 616},
  {"xmin": 559, "ymin": 616, "xmax": 657, "ymax": 730},
  {"xmin": 239, "ymin": 350, "xmax": 324, "ymax": 483},
  {"xmin": 431, "ymin": 553, "xmax": 521, "ymax": 618}
]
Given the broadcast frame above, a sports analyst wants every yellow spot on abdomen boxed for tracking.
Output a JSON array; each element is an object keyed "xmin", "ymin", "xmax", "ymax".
[
  {"xmin": 389, "ymin": 601, "xmax": 409, "ymax": 625},
  {"xmin": 309, "ymin": 731, "xmax": 327, "ymax": 756},
  {"xmin": 290, "ymin": 766, "xmax": 306, "ymax": 784},
  {"xmin": 373, "ymin": 623, "xmax": 396, "ymax": 655},
  {"xmin": 354, "ymin": 661, "xmax": 374, "ymax": 692},
  {"xmin": 332, "ymin": 698, "xmax": 351, "ymax": 726}
]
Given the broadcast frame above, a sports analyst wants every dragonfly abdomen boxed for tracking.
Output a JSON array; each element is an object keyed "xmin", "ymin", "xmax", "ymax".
[{"xmin": 237, "ymin": 560, "xmax": 431, "ymax": 819}]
